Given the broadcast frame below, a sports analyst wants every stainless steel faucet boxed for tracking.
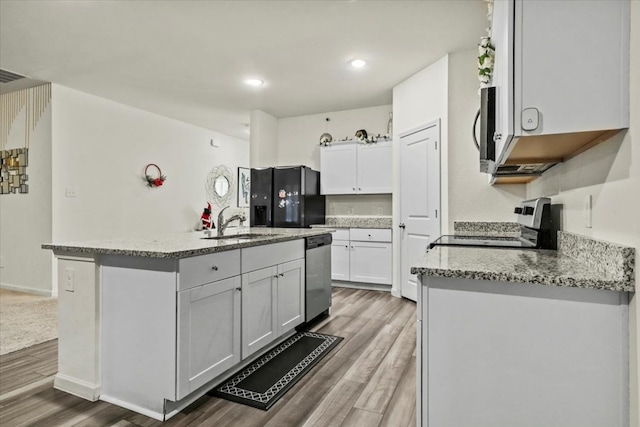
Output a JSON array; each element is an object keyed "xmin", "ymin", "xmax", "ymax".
[{"xmin": 217, "ymin": 206, "xmax": 247, "ymax": 237}]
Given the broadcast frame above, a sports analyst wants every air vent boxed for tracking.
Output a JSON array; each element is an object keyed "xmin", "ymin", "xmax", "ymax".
[{"xmin": 0, "ymin": 69, "xmax": 28, "ymax": 84}]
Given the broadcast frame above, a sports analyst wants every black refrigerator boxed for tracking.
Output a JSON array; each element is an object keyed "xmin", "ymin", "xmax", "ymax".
[{"xmin": 250, "ymin": 166, "xmax": 325, "ymax": 228}]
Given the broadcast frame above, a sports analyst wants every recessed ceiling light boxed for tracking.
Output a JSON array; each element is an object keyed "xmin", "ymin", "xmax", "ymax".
[
  {"xmin": 350, "ymin": 59, "xmax": 366, "ymax": 68},
  {"xmin": 244, "ymin": 78, "xmax": 264, "ymax": 87}
]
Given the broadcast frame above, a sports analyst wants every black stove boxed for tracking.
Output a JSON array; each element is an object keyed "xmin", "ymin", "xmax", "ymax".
[{"xmin": 430, "ymin": 198, "xmax": 557, "ymax": 250}]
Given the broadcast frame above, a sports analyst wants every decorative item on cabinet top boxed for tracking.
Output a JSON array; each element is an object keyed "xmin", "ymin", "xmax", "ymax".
[{"xmin": 144, "ymin": 163, "xmax": 166, "ymax": 188}]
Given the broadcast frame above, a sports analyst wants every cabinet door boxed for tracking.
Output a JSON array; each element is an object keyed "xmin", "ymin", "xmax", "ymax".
[
  {"xmin": 177, "ymin": 275, "xmax": 241, "ymax": 399},
  {"xmin": 277, "ymin": 259, "xmax": 305, "ymax": 336},
  {"xmin": 242, "ymin": 266, "xmax": 278, "ymax": 359},
  {"xmin": 331, "ymin": 240, "xmax": 350, "ymax": 281},
  {"xmin": 350, "ymin": 241, "xmax": 392, "ymax": 285},
  {"xmin": 491, "ymin": 0, "xmax": 515, "ymax": 164},
  {"xmin": 356, "ymin": 141, "xmax": 392, "ymax": 194},
  {"xmin": 320, "ymin": 143, "xmax": 357, "ymax": 194}
]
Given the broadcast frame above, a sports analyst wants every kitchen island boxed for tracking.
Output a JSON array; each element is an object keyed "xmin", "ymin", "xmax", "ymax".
[
  {"xmin": 412, "ymin": 231, "xmax": 635, "ymax": 427},
  {"xmin": 42, "ymin": 227, "xmax": 333, "ymax": 421}
]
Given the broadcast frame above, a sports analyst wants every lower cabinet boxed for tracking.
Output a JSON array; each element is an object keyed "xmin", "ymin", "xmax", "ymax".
[
  {"xmin": 241, "ymin": 258, "xmax": 305, "ymax": 359},
  {"xmin": 100, "ymin": 239, "xmax": 305, "ymax": 420},
  {"xmin": 331, "ymin": 228, "xmax": 392, "ymax": 285},
  {"xmin": 177, "ymin": 275, "xmax": 241, "ymax": 399}
]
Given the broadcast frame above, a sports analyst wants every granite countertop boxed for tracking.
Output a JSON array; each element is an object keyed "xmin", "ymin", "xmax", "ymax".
[
  {"xmin": 411, "ymin": 231, "xmax": 635, "ymax": 293},
  {"xmin": 42, "ymin": 227, "xmax": 335, "ymax": 259},
  {"xmin": 312, "ymin": 215, "xmax": 392, "ymax": 229}
]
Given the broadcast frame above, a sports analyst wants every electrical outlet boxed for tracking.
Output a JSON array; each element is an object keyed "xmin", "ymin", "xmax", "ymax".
[
  {"xmin": 65, "ymin": 187, "xmax": 77, "ymax": 197},
  {"xmin": 583, "ymin": 194, "xmax": 592, "ymax": 228},
  {"xmin": 64, "ymin": 268, "xmax": 75, "ymax": 292}
]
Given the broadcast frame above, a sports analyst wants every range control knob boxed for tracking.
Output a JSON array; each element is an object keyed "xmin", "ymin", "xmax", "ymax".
[
  {"xmin": 514, "ymin": 207, "xmax": 523, "ymax": 214},
  {"xmin": 523, "ymin": 206, "xmax": 535, "ymax": 215}
]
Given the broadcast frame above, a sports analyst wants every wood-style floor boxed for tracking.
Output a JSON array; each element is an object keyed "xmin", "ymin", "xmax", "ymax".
[{"xmin": 0, "ymin": 288, "xmax": 417, "ymax": 427}]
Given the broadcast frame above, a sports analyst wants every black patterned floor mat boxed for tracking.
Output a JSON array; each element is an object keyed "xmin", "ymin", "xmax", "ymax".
[{"xmin": 209, "ymin": 331, "xmax": 343, "ymax": 410}]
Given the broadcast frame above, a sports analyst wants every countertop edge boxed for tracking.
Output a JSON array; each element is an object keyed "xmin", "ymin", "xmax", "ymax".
[{"xmin": 42, "ymin": 229, "xmax": 336, "ymax": 259}]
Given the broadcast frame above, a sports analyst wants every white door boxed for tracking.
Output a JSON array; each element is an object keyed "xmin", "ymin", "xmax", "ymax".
[
  {"xmin": 357, "ymin": 141, "xmax": 392, "ymax": 194},
  {"xmin": 399, "ymin": 120, "xmax": 441, "ymax": 301},
  {"xmin": 331, "ymin": 240, "xmax": 350, "ymax": 281},
  {"xmin": 350, "ymin": 241, "xmax": 392, "ymax": 285},
  {"xmin": 241, "ymin": 266, "xmax": 277, "ymax": 359},
  {"xmin": 176, "ymin": 275, "xmax": 241, "ymax": 399},
  {"xmin": 320, "ymin": 143, "xmax": 357, "ymax": 194},
  {"xmin": 276, "ymin": 259, "xmax": 305, "ymax": 336}
]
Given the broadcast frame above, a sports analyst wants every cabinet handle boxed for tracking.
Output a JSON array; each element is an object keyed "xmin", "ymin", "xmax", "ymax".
[
  {"xmin": 399, "ymin": 223, "xmax": 406, "ymax": 229},
  {"xmin": 352, "ymin": 187, "xmax": 356, "ymax": 191},
  {"xmin": 358, "ymin": 188, "xmax": 361, "ymax": 190},
  {"xmin": 235, "ymin": 287, "xmax": 241, "ymax": 292},
  {"xmin": 273, "ymin": 275, "xmax": 278, "ymax": 279},
  {"xmin": 211, "ymin": 266, "xmax": 219, "ymax": 271}
]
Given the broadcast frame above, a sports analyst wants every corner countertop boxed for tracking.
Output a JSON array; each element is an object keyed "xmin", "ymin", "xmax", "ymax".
[
  {"xmin": 42, "ymin": 227, "xmax": 335, "ymax": 259},
  {"xmin": 411, "ymin": 231, "xmax": 635, "ymax": 293}
]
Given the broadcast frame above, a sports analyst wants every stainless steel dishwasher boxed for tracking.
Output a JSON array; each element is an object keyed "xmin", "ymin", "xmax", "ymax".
[{"xmin": 305, "ymin": 234, "xmax": 332, "ymax": 322}]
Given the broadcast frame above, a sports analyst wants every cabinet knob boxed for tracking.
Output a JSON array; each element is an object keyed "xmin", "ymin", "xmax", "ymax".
[
  {"xmin": 358, "ymin": 188, "xmax": 361, "ymax": 190},
  {"xmin": 344, "ymin": 245, "xmax": 348, "ymax": 248},
  {"xmin": 211, "ymin": 266, "xmax": 219, "ymax": 271},
  {"xmin": 399, "ymin": 223, "xmax": 406, "ymax": 229},
  {"xmin": 352, "ymin": 187, "xmax": 356, "ymax": 191},
  {"xmin": 273, "ymin": 275, "xmax": 278, "ymax": 279},
  {"xmin": 279, "ymin": 273, "xmax": 284, "ymax": 277},
  {"xmin": 235, "ymin": 287, "xmax": 241, "ymax": 292}
]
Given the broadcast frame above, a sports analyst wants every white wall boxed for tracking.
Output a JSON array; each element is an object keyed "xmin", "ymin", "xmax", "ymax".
[
  {"xmin": 51, "ymin": 85, "xmax": 249, "ymax": 243},
  {"xmin": 277, "ymin": 105, "xmax": 392, "ymax": 171},
  {"xmin": 250, "ymin": 109, "xmax": 278, "ymax": 168},
  {"xmin": 447, "ymin": 49, "xmax": 526, "ymax": 229},
  {"xmin": 0, "ymin": 86, "xmax": 53, "ymax": 295},
  {"xmin": 527, "ymin": 3, "xmax": 639, "ymax": 421}
]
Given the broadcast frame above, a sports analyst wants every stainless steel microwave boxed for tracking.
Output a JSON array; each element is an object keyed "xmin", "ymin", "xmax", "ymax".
[{"xmin": 478, "ymin": 86, "xmax": 496, "ymax": 173}]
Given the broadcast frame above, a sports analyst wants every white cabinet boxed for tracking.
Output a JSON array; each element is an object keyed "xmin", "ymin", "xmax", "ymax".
[
  {"xmin": 241, "ymin": 266, "xmax": 277, "ymax": 359},
  {"xmin": 330, "ymin": 229, "xmax": 350, "ymax": 281},
  {"xmin": 319, "ymin": 143, "xmax": 357, "ymax": 194},
  {"xmin": 276, "ymin": 259, "xmax": 305, "ymax": 335},
  {"xmin": 241, "ymin": 240, "xmax": 305, "ymax": 359},
  {"xmin": 177, "ymin": 275, "xmax": 241, "ymax": 399},
  {"xmin": 417, "ymin": 275, "xmax": 629, "ymax": 427},
  {"xmin": 491, "ymin": 0, "xmax": 629, "ymax": 175},
  {"xmin": 320, "ymin": 140, "xmax": 392, "ymax": 195},
  {"xmin": 100, "ymin": 240, "xmax": 305, "ymax": 420},
  {"xmin": 331, "ymin": 228, "xmax": 392, "ymax": 285}
]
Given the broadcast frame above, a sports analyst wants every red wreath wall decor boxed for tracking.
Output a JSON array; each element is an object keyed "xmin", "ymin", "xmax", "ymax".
[{"xmin": 144, "ymin": 164, "xmax": 167, "ymax": 188}]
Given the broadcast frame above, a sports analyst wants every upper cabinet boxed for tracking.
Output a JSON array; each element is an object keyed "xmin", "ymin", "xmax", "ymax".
[
  {"xmin": 491, "ymin": 0, "xmax": 629, "ymax": 184},
  {"xmin": 320, "ymin": 140, "xmax": 392, "ymax": 195}
]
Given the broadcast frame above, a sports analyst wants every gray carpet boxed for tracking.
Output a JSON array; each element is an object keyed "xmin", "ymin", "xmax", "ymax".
[{"xmin": 0, "ymin": 289, "xmax": 58, "ymax": 355}]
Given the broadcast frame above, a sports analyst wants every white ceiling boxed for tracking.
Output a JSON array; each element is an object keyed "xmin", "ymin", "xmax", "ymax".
[{"xmin": 0, "ymin": 0, "xmax": 487, "ymax": 140}]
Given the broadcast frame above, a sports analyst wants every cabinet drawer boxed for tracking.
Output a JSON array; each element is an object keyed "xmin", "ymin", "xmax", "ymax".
[
  {"xmin": 349, "ymin": 228, "xmax": 392, "ymax": 243},
  {"xmin": 178, "ymin": 249, "xmax": 241, "ymax": 291},
  {"xmin": 241, "ymin": 239, "xmax": 304, "ymax": 273},
  {"xmin": 331, "ymin": 228, "xmax": 350, "ymax": 241}
]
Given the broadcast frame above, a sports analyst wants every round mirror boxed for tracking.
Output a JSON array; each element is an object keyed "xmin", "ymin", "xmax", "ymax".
[
  {"xmin": 214, "ymin": 176, "xmax": 230, "ymax": 197},
  {"xmin": 206, "ymin": 165, "xmax": 234, "ymax": 208}
]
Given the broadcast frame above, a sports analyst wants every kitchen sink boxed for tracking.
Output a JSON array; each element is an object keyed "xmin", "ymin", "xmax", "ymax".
[{"xmin": 201, "ymin": 233, "xmax": 274, "ymax": 240}]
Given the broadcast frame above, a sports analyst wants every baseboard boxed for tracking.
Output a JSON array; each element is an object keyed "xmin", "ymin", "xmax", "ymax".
[
  {"xmin": 332, "ymin": 281, "xmax": 392, "ymax": 292},
  {"xmin": 0, "ymin": 283, "xmax": 54, "ymax": 297},
  {"xmin": 100, "ymin": 394, "xmax": 164, "ymax": 421},
  {"xmin": 54, "ymin": 373, "xmax": 100, "ymax": 401}
]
